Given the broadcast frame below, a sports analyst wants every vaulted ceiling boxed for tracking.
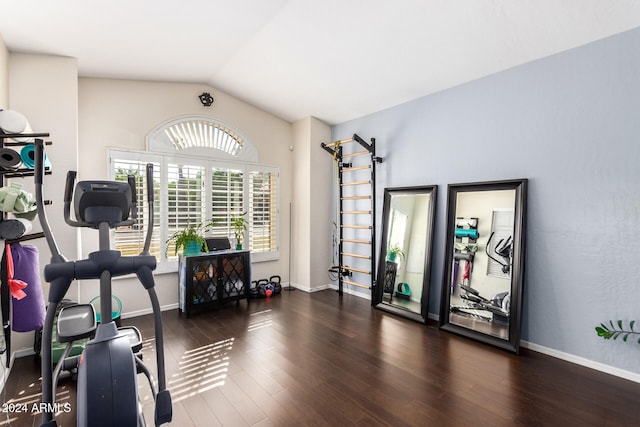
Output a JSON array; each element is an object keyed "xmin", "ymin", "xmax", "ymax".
[{"xmin": 1, "ymin": 1, "xmax": 639, "ymax": 124}]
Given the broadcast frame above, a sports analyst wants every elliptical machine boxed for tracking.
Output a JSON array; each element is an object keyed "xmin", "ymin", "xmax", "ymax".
[{"xmin": 34, "ymin": 140, "xmax": 172, "ymax": 426}]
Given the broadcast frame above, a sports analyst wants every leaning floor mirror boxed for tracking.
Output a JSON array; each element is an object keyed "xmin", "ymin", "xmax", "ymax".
[
  {"xmin": 373, "ymin": 185, "xmax": 437, "ymax": 323},
  {"xmin": 439, "ymin": 179, "xmax": 527, "ymax": 353}
]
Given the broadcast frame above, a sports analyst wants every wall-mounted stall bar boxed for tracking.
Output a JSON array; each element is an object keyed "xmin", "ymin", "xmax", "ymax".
[{"xmin": 321, "ymin": 134, "xmax": 382, "ymax": 296}]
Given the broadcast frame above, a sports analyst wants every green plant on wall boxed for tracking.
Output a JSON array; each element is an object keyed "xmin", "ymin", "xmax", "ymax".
[{"xmin": 595, "ymin": 320, "xmax": 640, "ymax": 343}]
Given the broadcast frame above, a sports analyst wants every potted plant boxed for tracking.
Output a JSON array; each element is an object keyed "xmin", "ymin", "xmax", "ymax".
[
  {"xmin": 231, "ymin": 212, "xmax": 248, "ymax": 250},
  {"xmin": 166, "ymin": 221, "xmax": 209, "ymax": 256},
  {"xmin": 387, "ymin": 244, "xmax": 404, "ymax": 263}
]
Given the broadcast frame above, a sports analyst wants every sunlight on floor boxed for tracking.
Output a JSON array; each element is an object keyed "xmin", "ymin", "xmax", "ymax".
[
  {"xmin": 248, "ymin": 309, "xmax": 272, "ymax": 332},
  {"xmin": 138, "ymin": 336, "xmax": 158, "ymax": 405},
  {"xmin": 0, "ymin": 378, "xmax": 73, "ymax": 425},
  {"xmin": 168, "ymin": 338, "xmax": 234, "ymax": 402}
]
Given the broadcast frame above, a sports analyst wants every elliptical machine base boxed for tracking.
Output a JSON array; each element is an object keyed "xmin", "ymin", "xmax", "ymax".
[{"xmin": 76, "ymin": 323, "xmax": 138, "ymax": 426}]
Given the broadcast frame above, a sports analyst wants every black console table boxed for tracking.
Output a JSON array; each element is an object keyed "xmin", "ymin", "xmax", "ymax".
[{"xmin": 178, "ymin": 250, "xmax": 251, "ymax": 317}]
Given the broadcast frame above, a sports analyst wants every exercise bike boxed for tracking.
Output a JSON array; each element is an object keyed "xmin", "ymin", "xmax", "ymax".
[{"xmin": 34, "ymin": 140, "xmax": 172, "ymax": 426}]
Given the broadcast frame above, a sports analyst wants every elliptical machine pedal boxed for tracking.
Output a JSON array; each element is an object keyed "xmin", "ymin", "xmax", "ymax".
[{"xmin": 56, "ymin": 304, "xmax": 96, "ymax": 343}]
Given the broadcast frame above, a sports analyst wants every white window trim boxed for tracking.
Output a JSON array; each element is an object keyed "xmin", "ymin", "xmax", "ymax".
[{"xmin": 248, "ymin": 164, "xmax": 280, "ymax": 261}]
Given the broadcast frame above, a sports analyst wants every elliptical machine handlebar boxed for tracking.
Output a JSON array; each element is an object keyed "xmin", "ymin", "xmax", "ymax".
[
  {"xmin": 63, "ymin": 170, "xmax": 75, "ymax": 204},
  {"xmin": 128, "ymin": 174, "xmax": 138, "ymax": 225},
  {"xmin": 128, "ymin": 175, "xmax": 137, "ymax": 204},
  {"xmin": 63, "ymin": 171, "xmax": 82, "ymax": 228},
  {"xmin": 141, "ymin": 163, "xmax": 154, "ymax": 256},
  {"xmin": 146, "ymin": 163, "xmax": 154, "ymax": 200},
  {"xmin": 35, "ymin": 140, "xmax": 64, "ymax": 263}
]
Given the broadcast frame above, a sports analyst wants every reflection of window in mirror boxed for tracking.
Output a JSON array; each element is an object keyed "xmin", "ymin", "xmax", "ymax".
[
  {"xmin": 487, "ymin": 209, "xmax": 514, "ymax": 279},
  {"xmin": 389, "ymin": 209, "xmax": 408, "ymax": 262}
]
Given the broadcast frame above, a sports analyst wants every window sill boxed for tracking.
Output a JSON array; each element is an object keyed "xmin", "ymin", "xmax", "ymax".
[{"xmin": 111, "ymin": 252, "xmax": 279, "ymax": 279}]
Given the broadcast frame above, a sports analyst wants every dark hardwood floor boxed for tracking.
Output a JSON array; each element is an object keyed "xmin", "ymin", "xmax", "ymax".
[{"xmin": 2, "ymin": 289, "xmax": 639, "ymax": 426}]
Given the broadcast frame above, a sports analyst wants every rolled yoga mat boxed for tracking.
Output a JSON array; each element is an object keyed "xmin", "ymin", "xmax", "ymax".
[
  {"xmin": 20, "ymin": 144, "xmax": 51, "ymax": 170},
  {"xmin": 0, "ymin": 218, "xmax": 32, "ymax": 240},
  {"xmin": 0, "ymin": 110, "xmax": 33, "ymax": 142},
  {"xmin": 454, "ymin": 228, "xmax": 479, "ymax": 239},
  {"xmin": 0, "ymin": 148, "xmax": 22, "ymax": 170},
  {"xmin": 9, "ymin": 243, "xmax": 45, "ymax": 332}
]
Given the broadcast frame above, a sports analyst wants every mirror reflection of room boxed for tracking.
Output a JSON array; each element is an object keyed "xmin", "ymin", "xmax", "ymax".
[
  {"xmin": 383, "ymin": 193, "xmax": 431, "ymax": 314},
  {"xmin": 448, "ymin": 189, "xmax": 515, "ymax": 339}
]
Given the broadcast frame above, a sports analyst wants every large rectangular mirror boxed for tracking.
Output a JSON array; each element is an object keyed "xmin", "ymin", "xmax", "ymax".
[
  {"xmin": 374, "ymin": 185, "xmax": 437, "ymax": 323},
  {"xmin": 439, "ymin": 179, "xmax": 527, "ymax": 353}
]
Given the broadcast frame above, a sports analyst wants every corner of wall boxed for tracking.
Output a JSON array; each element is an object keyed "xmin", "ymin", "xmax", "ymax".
[
  {"xmin": 290, "ymin": 116, "xmax": 333, "ymax": 291},
  {"xmin": 0, "ymin": 33, "xmax": 8, "ymax": 108},
  {"xmin": 309, "ymin": 118, "xmax": 332, "ymax": 290},
  {"xmin": 0, "ymin": 33, "xmax": 10, "ymax": 388}
]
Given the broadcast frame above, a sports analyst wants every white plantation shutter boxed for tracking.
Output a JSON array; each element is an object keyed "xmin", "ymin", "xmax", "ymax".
[
  {"xmin": 249, "ymin": 168, "xmax": 278, "ymax": 258},
  {"xmin": 210, "ymin": 167, "xmax": 244, "ymax": 237},
  {"xmin": 166, "ymin": 163, "xmax": 206, "ymax": 259},
  {"xmin": 112, "ymin": 158, "xmax": 161, "ymax": 258}
]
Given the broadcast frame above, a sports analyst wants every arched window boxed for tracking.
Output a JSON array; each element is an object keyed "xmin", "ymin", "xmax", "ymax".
[
  {"xmin": 146, "ymin": 115, "xmax": 258, "ymax": 162},
  {"xmin": 165, "ymin": 119, "xmax": 242, "ymax": 155}
]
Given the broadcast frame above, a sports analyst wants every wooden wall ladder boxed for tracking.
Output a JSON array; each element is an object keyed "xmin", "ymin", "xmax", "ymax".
[{"xmin": 321, "ymin": 134, "xmax": 382, "ymax": 296}]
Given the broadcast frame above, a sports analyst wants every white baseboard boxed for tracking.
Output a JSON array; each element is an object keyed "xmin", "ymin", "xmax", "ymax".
[
  {"xmin": 327, "ymin": 283, "xmax": 371, "ymax": 300},
  {"xmin": 13, "ymin": 348, "xmax": 35, "ymax": 358},
  {"xmin": 521, "ymin": 340, "xmax": 640, "ymax": 384},
  {"xmin": 284, "ymin": 281, "xmax": 309, "ymax": 292},
  {"xmin": 120, "ymin": 303, "xmax": 179, "ymax": 320},
  {"xmin": 285, "ymin": 282, "xmax": 329, "ymax": 293}
]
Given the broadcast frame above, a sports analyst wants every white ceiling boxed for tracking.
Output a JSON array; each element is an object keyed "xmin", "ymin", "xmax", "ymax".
[{"xmin": 1, "ymin": 0, "xmax": 639, "ymax": 125}]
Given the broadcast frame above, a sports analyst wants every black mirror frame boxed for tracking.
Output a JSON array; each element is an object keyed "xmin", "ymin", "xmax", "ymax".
[
  {"xmin": 439, "ymin": 179, "xmax": 527, "ymax": 353},
  {"xmin": 373, "ymin": 185, "xmax": 437, "ymax": 323}
]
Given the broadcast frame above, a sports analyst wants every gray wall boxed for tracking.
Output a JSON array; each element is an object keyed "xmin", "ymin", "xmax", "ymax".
[{"xmin": 333, "ymin": 27, "xmax": 640, "ymax": 374}]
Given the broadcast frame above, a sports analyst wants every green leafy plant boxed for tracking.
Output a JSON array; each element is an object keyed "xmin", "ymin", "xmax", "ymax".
[
  {"xmin": 387, "ymin": 244, "xmax": 404, "ymax": 261},
  {"xmin": 231, "ymin": 212, "xmax": 248, "ymax": 249},
  {"xmin": 595, "ymin": 320, "xmax": 640, "ymax": 343},
  {"xmin": 166, "ymin": 220, "xmax": 216, "ymax": 256}
]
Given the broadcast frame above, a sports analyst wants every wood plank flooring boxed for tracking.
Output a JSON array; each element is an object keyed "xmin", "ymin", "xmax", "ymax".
[{"xmin": 1, "ymin": 289, "xmax": 639, "ymax": 426}]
